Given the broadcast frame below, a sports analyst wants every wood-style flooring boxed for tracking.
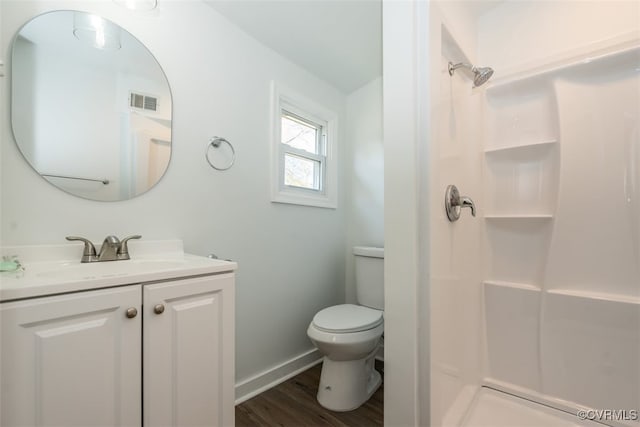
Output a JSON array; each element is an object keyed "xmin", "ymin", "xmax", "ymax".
[{"xmin": 235, "ymin": 360, "xmax": 383, "ymax": 427}]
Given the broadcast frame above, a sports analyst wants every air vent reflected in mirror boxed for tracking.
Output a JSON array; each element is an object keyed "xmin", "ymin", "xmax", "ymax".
[{"xmin": 130, "ymin": 92, "xmax": 158, "ymax": 112}]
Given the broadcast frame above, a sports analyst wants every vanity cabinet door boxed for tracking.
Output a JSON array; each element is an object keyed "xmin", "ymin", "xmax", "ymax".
[
  {"xmin": 0, "ymin": 285, "xmax": 142, "ymax": 427},
  {"xmin": 143, "ymin": 273, "xmax": 235, "ymax": 427}
]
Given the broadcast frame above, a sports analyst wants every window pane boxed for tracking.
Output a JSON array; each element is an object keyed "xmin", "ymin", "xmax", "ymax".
[
  {"xmin": 284, "ymin": 154, "xmax": 320, "ymax": 190},
  {"xmin": 281, "ymin": 114, "xmax": 318, "ymax": 154}
]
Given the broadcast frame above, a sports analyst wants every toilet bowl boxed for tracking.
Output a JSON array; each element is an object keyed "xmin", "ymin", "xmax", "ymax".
[
  {"xmin": 307, "ymin": 304, "xmax": 384, "ymax": 411},
  {"xmin": 307, "ymin": 246, "xmax": 384, "ymax": 411}
]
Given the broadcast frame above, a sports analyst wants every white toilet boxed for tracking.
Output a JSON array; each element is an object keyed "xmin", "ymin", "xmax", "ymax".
[{"xmin": 307, "ymin": 246, "xmax": 384, "ymax": 412}]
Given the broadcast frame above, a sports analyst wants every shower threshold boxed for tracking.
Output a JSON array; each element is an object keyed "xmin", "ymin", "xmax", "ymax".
[{"xmin": 460, "ymin": 387, "xmax": 608, "ymax": 427}]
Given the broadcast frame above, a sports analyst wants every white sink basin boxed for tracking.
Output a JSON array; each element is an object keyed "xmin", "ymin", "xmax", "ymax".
[
  {"xmin": 0, "ymin": 240, "xmax": 237, "ymax": 302},
  {"xmin": 34, "ymin": 259, "xmax": 192, "ymax": 280}
]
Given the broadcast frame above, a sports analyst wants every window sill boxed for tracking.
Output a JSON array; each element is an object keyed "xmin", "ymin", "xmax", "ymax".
[{"xmin": 271, "ymin": 192, "xmax": 337, "ymax": 209}]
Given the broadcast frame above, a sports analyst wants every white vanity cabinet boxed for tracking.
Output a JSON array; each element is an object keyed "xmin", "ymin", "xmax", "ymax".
[
  {"xmin": 1, "ymin": 270, "xmax": 235, "ymax": 427},
  {"xmin": 143, "ymin": 273, "xmax": 235, "ymax": 427},
  {"xmin": 1, "ymin": 285, "xmax": 142, "ymax": 426}
]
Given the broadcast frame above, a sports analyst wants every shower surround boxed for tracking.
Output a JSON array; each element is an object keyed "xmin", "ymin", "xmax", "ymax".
[
  {"xmin": 431, "ymin": 13, "xmax": 639, "ymax": 426},
  {"xmin": 481, "ymin": 45, "xmax": 639, "ymax": 425}
]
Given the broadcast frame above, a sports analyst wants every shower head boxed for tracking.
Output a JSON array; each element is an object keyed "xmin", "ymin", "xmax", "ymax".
[
  {"xmin": 448, "ymin": 62, "xmax": 494, "ymax": 87},
  {"xmin": 472, "ymin": 66, "xmax": 494, "ymax": 87}
]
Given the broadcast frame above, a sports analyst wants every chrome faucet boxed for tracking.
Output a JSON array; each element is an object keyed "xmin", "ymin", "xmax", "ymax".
[
  {"xmin": 98, "ymin": 235, "xmax": 121, "ymax": 261},
  {"xmin": 66, "ymin": 235, "xmax": 142, "ymax": 263}
]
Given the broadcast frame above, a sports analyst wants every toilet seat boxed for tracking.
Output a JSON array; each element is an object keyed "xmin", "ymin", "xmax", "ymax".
[{"xmin": 312, "ymin": 304, "xmax": 383, "ymax": 333}]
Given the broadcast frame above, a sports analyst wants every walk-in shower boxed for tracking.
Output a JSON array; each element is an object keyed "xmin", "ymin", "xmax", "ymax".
[
  {"xmin": 448, "ymin": 62, "xmax": 494, "ymax": 87},
  {"xmin": 430, "ymin": 3, "xmax": 639, "ymax": 426}
]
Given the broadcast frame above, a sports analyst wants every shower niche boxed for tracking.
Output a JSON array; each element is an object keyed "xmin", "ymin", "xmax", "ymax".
[
  {"xmin": 481, "ymin": 78, "xmax": 561, "ymax": 392},
  {"xmin": 484, "ymin": 79, "xmax": 558, "ymax": 151},
  {"xmin": 482, "ymin": 78, "xmax": 559, "ymax": 287},
  {"xmin": 484, "ymin": 143, "xmax": 558, "ymax": 217}
]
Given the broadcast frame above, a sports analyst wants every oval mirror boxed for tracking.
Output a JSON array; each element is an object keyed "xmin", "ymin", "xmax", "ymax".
[{"xmin": 11, "ymin": 10, "xmax": 172, "ymax": 202}]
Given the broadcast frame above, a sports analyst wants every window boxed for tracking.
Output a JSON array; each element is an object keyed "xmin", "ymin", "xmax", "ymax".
[
  {"xmin": 271, "ymin": 82, "xmax": 337, "ymax": 208},
  {"xmin": 281, "ymin": 110, "xmax": 325, "ymax": 191}
]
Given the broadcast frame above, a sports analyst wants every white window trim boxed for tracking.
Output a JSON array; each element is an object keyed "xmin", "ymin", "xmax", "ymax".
[{"xmin": 271, "ymin": 81, "xmax": 338, "ymax": 209}]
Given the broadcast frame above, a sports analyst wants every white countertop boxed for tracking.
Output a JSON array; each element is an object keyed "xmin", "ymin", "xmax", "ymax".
[{"xmin": 0, "ymin": 240, "xmax": 237, "ymax": 302}]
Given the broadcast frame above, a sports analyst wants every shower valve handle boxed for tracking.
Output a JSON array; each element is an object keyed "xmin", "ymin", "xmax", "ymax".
[
  {"xmin": 445, "ymin": 185, "xmax": 476, "ymax": 222},
  {"xmin": 460, "ymin": 196, "xmax": 476, "ymax": 216}
]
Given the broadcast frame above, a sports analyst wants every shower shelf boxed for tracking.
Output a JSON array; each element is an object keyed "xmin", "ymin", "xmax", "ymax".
[
  {"xmin": 485, "ymin": 215, "xmax": 553, "ymax": 220},
  {"xmin": 483, "ymin": 280, "xmax": 540, "ymax": 291},
  {"xmin": 484, "ymin": 139, "xmax": 557, "ymax": 155}
]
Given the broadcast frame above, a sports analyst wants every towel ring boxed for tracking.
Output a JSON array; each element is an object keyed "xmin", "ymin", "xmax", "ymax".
[{"xmin": 205, "ymin": 136, "xmax": 235, "ymax": 171}]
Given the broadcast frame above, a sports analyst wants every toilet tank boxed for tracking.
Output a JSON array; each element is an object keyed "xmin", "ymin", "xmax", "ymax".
[{"xmin": 353, "ymin": 246, "xmax": 384, "ymax": 310}]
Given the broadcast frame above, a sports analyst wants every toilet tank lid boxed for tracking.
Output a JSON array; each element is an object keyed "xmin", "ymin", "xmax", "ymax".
[
  {"xmin": 313, "ymin": 304, "xmax": 383, "ymax": 333},
  {"xmin": 353, "ymin": 246, "xmax": 384, "ymax": 258}
]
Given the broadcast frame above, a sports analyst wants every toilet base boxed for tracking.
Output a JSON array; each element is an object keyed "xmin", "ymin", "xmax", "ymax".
[{"xmin": 316, "ymin": 350, "xmax": 382, "ymax": 412}]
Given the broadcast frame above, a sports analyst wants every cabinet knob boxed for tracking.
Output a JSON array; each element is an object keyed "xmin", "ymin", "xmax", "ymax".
[
  {"xmin": 154, "ymin": 304, "xmax": 165, "ymax": 315},
  {"xmin": 125, "ymin": 307, "xmax": 138, "ymax": 318}
]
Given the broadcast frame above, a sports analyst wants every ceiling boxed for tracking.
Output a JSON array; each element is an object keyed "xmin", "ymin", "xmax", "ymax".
[
  {"xmin": 202, "ymin": 1, "xmax": 507, "ymax": 94},
  {"xmin": 203, "ymin": 0, "xmax": 382, "ymax": 94}
]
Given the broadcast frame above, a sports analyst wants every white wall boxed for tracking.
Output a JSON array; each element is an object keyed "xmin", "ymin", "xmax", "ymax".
[
  {"xmin": 427, "ymin": 3, "xmax": 485, "ymax": 425},
  {"xmin": 378, "ymin": 1, "xmax": 494, "ymax": 425},
  {"xmin": 1, "ymin": 0, "xmax": 347, "ymax": 390},
  {"xmin": 345, "ymin": 77, "xmax": 383, "ymax": 303},
  {"xmin": 436, "ymin": 0, "xmax": 481, "ymax": 62},
  {"xmin": 478, "ymin": 0, "xmax": 640, "ymax": 74},
  {"xmin": 382, "ymin": 1, "xmax": 424, "ymax": 425}
]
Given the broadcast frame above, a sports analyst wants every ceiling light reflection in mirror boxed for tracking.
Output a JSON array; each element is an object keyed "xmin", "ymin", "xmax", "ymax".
[
  {"xmin": 113, "ymin": 0, "xmax": 158, "ymax": 11},
  {"xmin": 73, "ymin": 13, "xmax": 121, "ymax": 50}
]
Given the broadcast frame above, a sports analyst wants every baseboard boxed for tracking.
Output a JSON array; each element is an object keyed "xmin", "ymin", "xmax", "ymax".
[{"xmin": 235, "ymin": 348, "xmax": 322, "ymax": 405}]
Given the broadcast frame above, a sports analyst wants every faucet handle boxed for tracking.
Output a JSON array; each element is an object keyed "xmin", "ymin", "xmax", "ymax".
[
  {"xmin": 66, "ymin": 236, "xmax": 97, "ymax": 262},
  {"xmin": 118, "ymin": 235, "xmax": 142, "ymax": 260},
  {"xmin": 460, "ymin": 196, "xmax": 476, "ymax": 217},
  {"xmin": 445, "ymin": 185, "xmax": 477, "ymax": 222}
]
